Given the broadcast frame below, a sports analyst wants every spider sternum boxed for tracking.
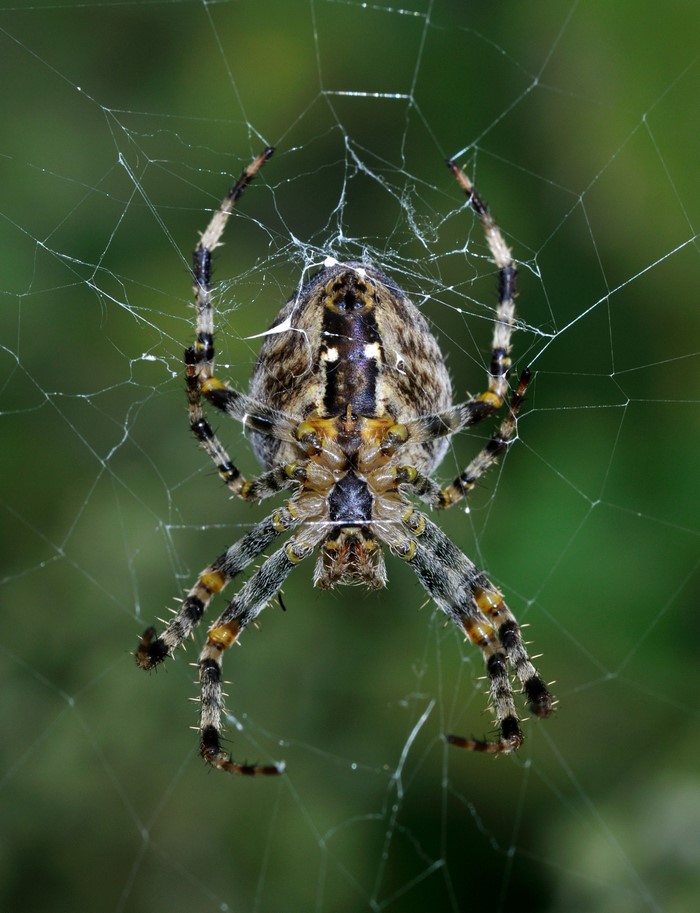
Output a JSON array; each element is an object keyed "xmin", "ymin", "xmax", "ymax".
[{"xmin": 289, "ymin": 409, "xmax": 407, "ymax": 534}]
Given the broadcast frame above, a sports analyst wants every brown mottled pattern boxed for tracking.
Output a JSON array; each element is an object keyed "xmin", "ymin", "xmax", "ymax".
[{"xmin": 248, "ymin": 262, "xmax": 452, "ymax": 472}]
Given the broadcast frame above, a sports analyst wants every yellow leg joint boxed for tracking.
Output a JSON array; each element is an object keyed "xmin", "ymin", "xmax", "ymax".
[
  {"xmin": 285, "ymin": 541, "xmax": 309, "ymax": 564},
  {"xmin": 439, "ymin": 485, "xmax": 470, "ymax": 508},
  {"xmin": 381, "ymin": 423, "xmax": 409, "ymax": 455},
  {"xmin": 474, "ymin": 586, "xmax": 505, "ymax": 616},
  {"xmin": 284, "ymin": 462, "xmax": 307, "ymax": 483},
  {"xmin": 477, "ymin": 390, "xmax": 503, "ymax": 409},
  {"xmin": 463, "ymin": 617, "xmax": 496, "ymax": 647},
  {"xmin": 397, "ymin": 466, "xmax": 418, "ymax": 484},
  {"xmin": 239, "ymin": 480, "xmax": 254, "ymax": 499},
  {"xmin": 273, "ymin": 509, "xmax": 292, "ymax": 532},
  {"xmin": 397, "ymin": 539, "xmax": 417, "ymax": 561},
  {"xmin": 295, "ymin": 422, "xmax": 322, "ymax": 455},
  {"xmin": 200, "ymin": 569, "xmax": 226, "ymax": 594},
  {"xmin": 386, "ymin": 423, "xmax": 408, "ymax": 443},
  {"xmin": 207, "ymin": 620, "xmax": 240, "ymax": 650},
  {"xmin": 201, "ymin": 376, "xmax": 227, "ymax": 394},
  {"xmin": 402, "ymin": 508, "xmax": 425, "ymax": 536}
]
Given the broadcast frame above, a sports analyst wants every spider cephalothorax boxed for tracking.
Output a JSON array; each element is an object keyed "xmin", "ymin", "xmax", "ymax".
[{"xmin": 136, "ymin": 148, "xmax": 554, "ymax": 776}]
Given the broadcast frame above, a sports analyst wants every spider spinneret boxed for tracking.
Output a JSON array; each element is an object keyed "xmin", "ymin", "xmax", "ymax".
[{"xmin": 136, "ymin": 147, "xmax": 555, "ymax": 776}]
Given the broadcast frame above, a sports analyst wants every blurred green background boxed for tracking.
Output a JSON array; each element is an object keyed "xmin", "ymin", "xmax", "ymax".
[{"xmin": 1, "ymin": 2, "xmax": 698, "ymax": 911}]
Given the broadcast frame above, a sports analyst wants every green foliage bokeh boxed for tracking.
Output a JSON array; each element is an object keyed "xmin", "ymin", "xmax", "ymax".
[{"xmin": 1, "ymin": 2, "xmax": 698, "ymax": 912}]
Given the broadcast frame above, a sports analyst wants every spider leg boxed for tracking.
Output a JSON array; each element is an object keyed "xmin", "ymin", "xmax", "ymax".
[
  {"xmin": 394, "ymin": 159, "xmax": 523, "ymax": 509},
  {"xmin": 190, "ymin": 147, "xmax": 273, "ymax": 397},
  {"xmin": 448, "ymin": 158, "xmax": 517, "ymax": 411},
  {"xmin": 198, "ymin": 533, "xmax": 318, "ymax": 776},
  {"xmin": 135, "ymin": 505, "xmax": 298, "ymax": 669},
  {"xmin": 186, "ymin": 146, "xmax": 296, "ymax": 499},
  {"xmin": 439, "ymin": 367, "xmax": 530, "ymax": 507},
  {"xmin": 383, "ymin": 508, "xmax": 553, "ymax": 753},
  {"xmin": 402, "ymin": 369, "xmax": 531, "ymax": 509}
]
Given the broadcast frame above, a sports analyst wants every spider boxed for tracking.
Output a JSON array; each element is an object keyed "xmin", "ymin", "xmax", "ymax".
[{"xmin": 136, "ymin": 147, "xmax": 555, "ymax": 775}]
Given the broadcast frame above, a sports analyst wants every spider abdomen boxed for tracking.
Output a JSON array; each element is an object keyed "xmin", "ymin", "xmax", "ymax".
[{"xmin": 248, "ymin": 261, "xmax": 452, "ymax": 473}]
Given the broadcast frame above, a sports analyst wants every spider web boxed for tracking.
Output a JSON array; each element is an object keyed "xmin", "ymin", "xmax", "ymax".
[{"xmin": 1, "ymin": 1, "xmax": 698, "ymax": 911}]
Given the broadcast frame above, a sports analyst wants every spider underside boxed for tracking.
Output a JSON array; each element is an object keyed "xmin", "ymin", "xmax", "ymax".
[{"xmin": 136, "ymin": 148, "xmax": 554, "ymax": 775}]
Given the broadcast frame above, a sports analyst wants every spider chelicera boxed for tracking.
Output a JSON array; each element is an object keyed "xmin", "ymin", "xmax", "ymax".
[{"xmin": 136, "ymin": 148, "xmax": 554, "ymax": 775}]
